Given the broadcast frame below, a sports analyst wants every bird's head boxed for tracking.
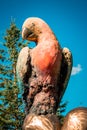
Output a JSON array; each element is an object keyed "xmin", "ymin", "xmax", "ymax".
[{"xmin": 22, "ymin": 17, "xmax": 46, "ymax": 42}]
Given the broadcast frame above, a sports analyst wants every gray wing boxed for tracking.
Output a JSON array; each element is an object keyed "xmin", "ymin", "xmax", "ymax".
[
  {"xmin": 16, "ymin": 47, "xmax": 31, "ymax": 101},
  {"xmin": 57, "ymin": 47, "xmax": 73, "ymax": 105}
]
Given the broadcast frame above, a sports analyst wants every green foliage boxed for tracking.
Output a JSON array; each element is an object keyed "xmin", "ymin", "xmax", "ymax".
[
  {"xmin": 0, "ymin": 22, "xmax": 28, "ymax": 129},
  {"xmin": 56, "ymin": 101, "xmax": 68, "ymax": 125}
]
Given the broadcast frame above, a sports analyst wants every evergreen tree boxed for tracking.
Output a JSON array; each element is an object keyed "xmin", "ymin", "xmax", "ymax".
[
  {"xmin": 56, "ymin": 101, "xmax": 68, "ymax": 125},
  {"xmin": 0, "ymin": 22, "xmax": 28, "ymax": 129}
]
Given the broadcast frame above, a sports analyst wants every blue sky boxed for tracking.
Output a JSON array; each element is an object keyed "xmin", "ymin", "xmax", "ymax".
[{"xmin": 0, "ymin": 0, "xmax": 87, "ymax": 115}]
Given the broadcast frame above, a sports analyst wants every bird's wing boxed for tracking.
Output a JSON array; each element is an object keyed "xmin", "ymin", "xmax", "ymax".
[
  {"xmin": 57, "ymin": 47, "xmax": 73, "ymax": 104},
  {"xmin": 16, "ymin": 46, "xmax": 31, "ymax": 87}
]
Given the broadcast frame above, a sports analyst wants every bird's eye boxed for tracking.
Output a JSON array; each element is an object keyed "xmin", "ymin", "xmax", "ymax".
[{"xmin": 32, "ymin": 23, "xmax": 35, "ymax": 26}]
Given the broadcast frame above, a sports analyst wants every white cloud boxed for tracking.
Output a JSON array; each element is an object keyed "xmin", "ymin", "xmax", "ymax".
[{"xmin": 71, "ymin": 64, "xmax": 82, "ymax": 76}]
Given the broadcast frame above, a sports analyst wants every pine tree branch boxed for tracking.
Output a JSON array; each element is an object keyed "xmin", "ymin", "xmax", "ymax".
[{"xmin": 0, "ymin": 116, "xmax": 15, "ymax": 124}]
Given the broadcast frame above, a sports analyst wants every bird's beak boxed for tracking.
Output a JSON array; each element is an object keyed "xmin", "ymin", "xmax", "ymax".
[{"xmin": 22, "ymin": 27, "xmax": 33, "ymax": 40}]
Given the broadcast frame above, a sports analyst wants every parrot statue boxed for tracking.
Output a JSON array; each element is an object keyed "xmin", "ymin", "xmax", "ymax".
[{"xmin": 16, "ymin": 17, "xmax": 72, "ymax": 115}]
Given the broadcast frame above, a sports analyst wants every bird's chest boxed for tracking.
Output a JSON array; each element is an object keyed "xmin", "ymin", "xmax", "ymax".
[{"xmin": 31, "ymin": 43, "xmax": 58, "ymax": 74}]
